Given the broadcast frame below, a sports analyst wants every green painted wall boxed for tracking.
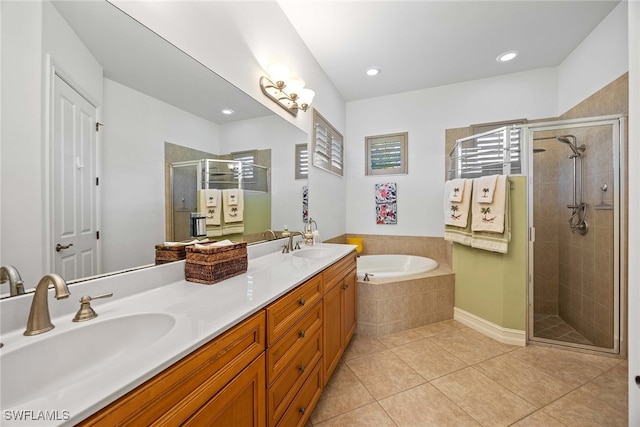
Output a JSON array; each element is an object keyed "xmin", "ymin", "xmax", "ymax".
[{"xmin": 453, "ymin": 176, "xmax": 528, "ymax": 331}]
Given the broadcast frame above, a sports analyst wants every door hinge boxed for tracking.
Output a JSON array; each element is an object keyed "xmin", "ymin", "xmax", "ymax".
[
  {"xmin": 96, "ymin": 122, "xmax": 103, "ymax": 132},
  {"xmin": 96, "ymin": 231, "xmax": 100, "ymax": 240}
]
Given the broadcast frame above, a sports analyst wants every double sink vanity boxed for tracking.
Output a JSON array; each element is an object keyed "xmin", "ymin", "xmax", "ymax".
[{"xmin": 0, "ymin": 241, "xmax": 357, "ymax": 426}]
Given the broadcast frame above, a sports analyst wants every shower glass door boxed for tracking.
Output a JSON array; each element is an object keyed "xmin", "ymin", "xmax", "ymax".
[{"xmin": 525, "ymin": 115, "xmax": 624, "ymax": 354}]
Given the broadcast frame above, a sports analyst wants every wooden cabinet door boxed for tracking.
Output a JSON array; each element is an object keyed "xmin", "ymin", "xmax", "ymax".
[
  {"xmin": 342, "ymin": 268, "xmax": 357, "ymax": 346},
  {"xmin": 182, "ymin": 353, "xmax": 266, "ymax": 427},
  {"xmin": 323, "ymin": 283, "xmax": 343, "ymax": 384}
]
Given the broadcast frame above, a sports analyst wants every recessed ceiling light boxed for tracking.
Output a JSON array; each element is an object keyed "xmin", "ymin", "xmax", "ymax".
[
  {"xmin": 496, "ymin": 50, "xmax": 518, "ymax": 63},
  {"xmin": 366, "ymin": 66, "xmax": 381, "ymax": 76},
  {"xmin": 221, "ymin": 109, "xmax": 234, "ymax": 115}
]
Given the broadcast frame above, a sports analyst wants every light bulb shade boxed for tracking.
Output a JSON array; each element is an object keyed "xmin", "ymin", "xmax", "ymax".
[
  {"xmin": 298, "ymin": 88, "xmax": 315, "ymax": 105},
  {"xmin": 267, "ymin": 64, "xmax": 291, "ymax": 83},
  {"xmin": 286, "ymin": 76, "xmax": 305, "ymax": 95}
]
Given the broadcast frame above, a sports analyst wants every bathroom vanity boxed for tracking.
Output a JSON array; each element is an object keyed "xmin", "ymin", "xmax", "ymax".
[{"xmin": 0, "ymin": 243, "xmax": 356, "ymax": 427}]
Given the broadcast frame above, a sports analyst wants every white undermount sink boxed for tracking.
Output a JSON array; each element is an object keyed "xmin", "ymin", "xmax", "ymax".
[
  {"xmin": 292, "ymin": 248, "xmax": 336, "ymax": 259},
  {"xmin": 1, "ymin": 312, "xmax": 176, "ymax": 409}
]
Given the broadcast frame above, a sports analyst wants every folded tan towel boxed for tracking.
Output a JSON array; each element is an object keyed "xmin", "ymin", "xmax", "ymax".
[
  {"xmin": 444, "ymin": 179, "xmax": 472, "ymax": 228},
  {"xmin": 474, "ymin": 174, "xmax": 498, "ymax": 204},
  {"xmin": 472, "ymin": 175, "xmax": 506, "ymax": 233}
]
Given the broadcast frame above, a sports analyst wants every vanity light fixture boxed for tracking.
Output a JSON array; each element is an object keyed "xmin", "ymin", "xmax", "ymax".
[
  {"xmin": 259, "ymin": 64, "xmax": 315, "ymax": 116},
  {"xmin": 496, "ymin": 50, "xmax": 518, "ymax": 63}
]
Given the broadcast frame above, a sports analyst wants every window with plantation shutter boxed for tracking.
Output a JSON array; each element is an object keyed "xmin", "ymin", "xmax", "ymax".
[
  {"xmin": 295, "ymin": 143, "xmax": 308, "ymax": 180},
  {"xmin": 365, "ymin": 132, "xmax": 408, "ymax": 176},
  {"xmin": 312, "ymin": 110, "xmax": 343, "ymax": 176}
]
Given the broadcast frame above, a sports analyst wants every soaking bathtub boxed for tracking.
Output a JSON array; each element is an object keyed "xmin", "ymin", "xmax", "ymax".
[
  {"xmin": 356, "ymin": 254, "xmax": 438, "ymax": 280},
  {"xmin": 355, "ymin": 254, "xmax": 453, "ymax": 337}
]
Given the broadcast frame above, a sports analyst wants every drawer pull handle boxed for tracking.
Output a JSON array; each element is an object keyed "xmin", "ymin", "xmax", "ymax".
[
  {"xmin": 299, "ymin": 407, "xmax": 306, "ymax": 415},
  {"xmin": 298, "ymin": 330, "xmax": 306, "ymax": 339},
  {"xmin": 342, "ymin": 284, "xmax": 349, "ymax": 290},
  {"xmin": 298, "ymin": 365, "xmax": 306, "ymax": 373},
  {"xmin": 298, "ymin": 298, "xmax": 306, "ymax": 306}
]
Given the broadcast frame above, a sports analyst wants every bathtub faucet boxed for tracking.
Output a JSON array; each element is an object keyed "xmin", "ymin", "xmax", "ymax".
[{"xmin": 363, "ymin": 273, "xmax": 374, "ymax": 282}]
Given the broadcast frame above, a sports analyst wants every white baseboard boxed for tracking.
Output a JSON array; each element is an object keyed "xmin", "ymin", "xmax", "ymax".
[{"xmin": 454, "ymin": 307, "xmax": 526, "ymax": 347}]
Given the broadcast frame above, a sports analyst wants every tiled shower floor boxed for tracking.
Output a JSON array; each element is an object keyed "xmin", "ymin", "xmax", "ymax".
[
  {"xmin": 307, "ymin": 320, "xmax": 627, "ymax": 426},
  {"xmin": 533, "ymin": 313, "xmax": 593, "ymax": 346}
]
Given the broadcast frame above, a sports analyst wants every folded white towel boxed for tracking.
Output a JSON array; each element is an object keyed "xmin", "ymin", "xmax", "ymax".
[
  {"xmin": 199, "ymin": 191, "xmax": 221, "ymax": 226},
  {"xmin": 471, "ymin": 175, "xmax": 507, "ymax": 233},
  {"xmin": 449, "ymin": 178, "xmax": 465, "ymax": 202},
  {"xmin": 205, "ymin": 189, "xmax": 219, "ymax": 207},
  {"xmin": 474, "ymin": 174, "xmax": 499, "ymax": 204},
  {"xmin": 226, "ymin": 189, "xmax": 240, "ymax": 206},
  {"xmin": 444, "ymin": 179, "xmax": 472, "ymax": 228},
  {"xmin": 223, "ymin": 189, "xmax": 244, "ymax": 223}
]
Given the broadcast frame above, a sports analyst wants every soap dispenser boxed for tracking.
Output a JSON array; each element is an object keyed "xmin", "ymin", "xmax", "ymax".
[
  {"xmin": 304, "ymin": 218, "xmax": 314, "ymax": 246},
  {"xmin": 282, "ymin": 225, "xmax": 291, "ymax": 238}
]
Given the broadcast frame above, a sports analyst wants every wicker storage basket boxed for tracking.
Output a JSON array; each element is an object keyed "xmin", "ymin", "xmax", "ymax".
[
  {"xmin": 155, "ymin": 244, "xmax": 187, "ymax": 265},
  {"xmin": 185, "ymin": 242, "xmax": 248, "ymax": 284}
]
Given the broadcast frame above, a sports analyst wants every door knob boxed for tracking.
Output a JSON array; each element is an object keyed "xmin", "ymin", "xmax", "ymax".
[{"xmin": 55, "ymin": 243, "xmax": 74, "ymax": 252}]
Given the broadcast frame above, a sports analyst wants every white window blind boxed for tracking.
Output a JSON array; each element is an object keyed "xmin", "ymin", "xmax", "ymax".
[
  {"xmin": 366, "ymin": 132, "xmax": 408, "ymax": 175},
  {"xmin": 231, "ymin": 150, "xmax": 256, "ymax": 180},
  {"xmin": 451, "ymin": 121, "xmax": 523, "ymax": 179},
  {"xmin": 312, "ymin": 110, "xmax": 343, "ymax": 176},
  {"xmin": 295, "ymin": 143, "xmax": 308, "ymax": 180}
]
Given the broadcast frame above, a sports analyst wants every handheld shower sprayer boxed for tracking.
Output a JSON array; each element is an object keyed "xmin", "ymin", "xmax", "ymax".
[{"xmin": 556, "ymin": 135, "xmax": 586, "ymax": 158}]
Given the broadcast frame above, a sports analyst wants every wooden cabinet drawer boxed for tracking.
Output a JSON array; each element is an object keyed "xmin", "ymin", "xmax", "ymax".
[
  {"xmin": 267, "ymin": 301, "xmax": 322, "ymax": 383},
  {"xmin": 266, "ymin": 274, "xmax": 322, "ymax": 345},
  {"xmin": 79, "ymin": 311, "xmax": 266, "ymax": 426},
  {"xmin": 181, "ymin": 353, "xmax": 266, "ymax": 427},
  {"xmin": 323, "ymin": 251, "xmax": 356, "ymax": 293},
  {"xmin": 276, "ymin": 361, "xmax": 323, "ymax": 427},
  {"xmin": 267, "ymin": 329, "xmax": 322, "ymax": 426}
]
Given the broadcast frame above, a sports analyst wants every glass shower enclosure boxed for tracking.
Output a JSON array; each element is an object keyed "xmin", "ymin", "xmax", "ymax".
[{"xmin": 524, "ymin": 115, "xmax": 625, "ymax": 354}]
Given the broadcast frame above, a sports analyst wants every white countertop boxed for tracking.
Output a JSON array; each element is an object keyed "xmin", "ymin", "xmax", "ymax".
[{"xmin": 0, "ymin": 243, "xmax": 355, "ymax": 426}]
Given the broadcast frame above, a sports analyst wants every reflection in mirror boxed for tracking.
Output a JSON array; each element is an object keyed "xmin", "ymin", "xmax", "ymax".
[{"xmin": 0, "ymin": 0, "xmax": 308, "ymax": 297}]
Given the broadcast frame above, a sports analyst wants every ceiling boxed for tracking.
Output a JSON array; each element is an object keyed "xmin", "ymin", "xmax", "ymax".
[{"xmin": 278, "ymin": 0, "xmax": 621, "ymax": 102}]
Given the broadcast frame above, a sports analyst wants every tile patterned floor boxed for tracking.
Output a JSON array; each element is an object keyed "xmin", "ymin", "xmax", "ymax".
[
  {"xmin": 308, "ymin": 320, "xmax": 627, "ymax": 427},
  {"xmin": 533, "ymin": 314, "xmax": 593, "ymax": 346}
]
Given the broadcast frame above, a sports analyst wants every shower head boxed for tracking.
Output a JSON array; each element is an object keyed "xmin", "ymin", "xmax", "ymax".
[{"xmin": 556, "ymin": 135, "xmax": 585, "ymax": 157}]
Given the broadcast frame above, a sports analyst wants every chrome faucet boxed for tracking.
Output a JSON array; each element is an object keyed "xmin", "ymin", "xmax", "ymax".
[
  {"xmin": 1, "ymin": 265, "xmax": 25, "ymax": 296},
  {"xmin": 24, "ymin": 274, "xmax": 70, "ymax": 336},
  {"xmin": 282, "ymin": 231, "xmax": 303, "ymax": 253},
  {"xmin": 263, "ymin": 229, "xmax": 277, "ymax": 241}
]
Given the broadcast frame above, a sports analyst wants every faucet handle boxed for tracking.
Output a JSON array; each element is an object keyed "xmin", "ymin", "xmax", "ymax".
[{"xmin": 72, "ymin": 292, "xmax": 113, "ymax": 322}]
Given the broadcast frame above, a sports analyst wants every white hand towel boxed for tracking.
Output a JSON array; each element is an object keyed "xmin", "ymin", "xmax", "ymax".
[
  {"xmin": 205, "ymin": 189, "xmax": 219, "ymax": 207},
  {"xmin": 222, "ymin": 189, "xmax": 244, "ymax": 223},
  {"xmin": 444, "ymin": 179, "xmax": 472, "ymax": 228},
  {"xmin": 226, "ymin": 189, "xmax": 240, "ymax": 206},
  {"xmin": 474, "ymin": 174, "xmax": 499, "ymax": 203},
  {"xmin": 449, "ymin": 178, "xmax": 465, "ymax": 202},
  {"xmin": 471, "ymin": 175, "xmax": 507, "ymax": 233},
  {"xmin": 199, "ymin": 190, "xmax": 221, "ymax": 226}
]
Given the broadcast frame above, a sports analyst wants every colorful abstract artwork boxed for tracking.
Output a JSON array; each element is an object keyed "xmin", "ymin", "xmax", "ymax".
[
  {"xmin": 302, "ymin": 186, "xmax": 309, "ymax": 221},
  {"xmin": 375, "ymin": 182, "xmax": 397, "ymax": 203},
  {"xmin": 375, "ymin": 183, "xmax": 397, "ymax": 224}
]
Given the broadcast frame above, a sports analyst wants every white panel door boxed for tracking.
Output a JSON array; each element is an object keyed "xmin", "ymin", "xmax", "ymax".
[{"xmin": 53, "ymin": 75, "xmax": 98, "ymax": 280}]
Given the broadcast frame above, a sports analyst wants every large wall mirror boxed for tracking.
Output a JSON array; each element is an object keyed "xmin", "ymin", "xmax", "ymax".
[{"xmin": 0, "ymin": 0, "xmax": 308, "ymax": 297}]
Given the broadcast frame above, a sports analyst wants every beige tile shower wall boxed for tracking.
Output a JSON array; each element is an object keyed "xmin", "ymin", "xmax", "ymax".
[
  {"xmin": 344, "ymin": 234, "xmax": 451, "ymax": 269},
  {"xmin": 558, "ymin": 73, "xmax": 627, "ymax": 350}
]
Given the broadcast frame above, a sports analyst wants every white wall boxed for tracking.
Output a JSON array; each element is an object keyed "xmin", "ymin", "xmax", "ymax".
[
  {"xmin": 220, "ymin": 115, "xmax": 309, "ymax": 233},
  {"xmin": 627, "ymin": 1, "xmax": 639, "ymax": 423},
  {"xmin": 101, "ymin": 79, "xmax": 220, "ymax": 272},
  {"xmin": 345, "ymin": 68, "xmax": 558, "ymax": 237},
  {"xmin": 558, "ymin": 2, "xmax": 628, "ymax": 114},
  {"xmin": 0, "ymin": 1, "xmax": 103, "ymax": 288}
]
